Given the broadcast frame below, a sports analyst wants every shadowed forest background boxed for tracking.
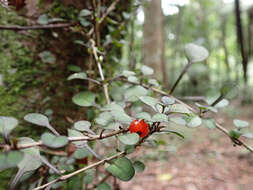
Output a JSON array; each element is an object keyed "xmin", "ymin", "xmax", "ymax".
[{"xmin": 1, "ymin": 0, "xmax": 253, "ymax": 189}]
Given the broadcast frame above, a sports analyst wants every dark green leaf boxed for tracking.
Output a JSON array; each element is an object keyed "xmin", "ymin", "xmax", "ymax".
[
  {"xmin": 106, "ymin": 157, "xmax": 135, "ymax": 181},
  {"xmin": 229, "ymin": 129, "xmax": 243, "ymax": 139},
  {"xmin": 96, "ymin": 183, "xmax": 111, "ymax": 190},
  {"xmin": 133, "ymin": 161, "xmax": 145, "ymax": 173}
]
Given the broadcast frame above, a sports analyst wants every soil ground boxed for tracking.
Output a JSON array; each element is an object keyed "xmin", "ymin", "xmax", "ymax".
[{"xmin": 120, "ymin": 103, "xmax": 253, "ymax": 190}]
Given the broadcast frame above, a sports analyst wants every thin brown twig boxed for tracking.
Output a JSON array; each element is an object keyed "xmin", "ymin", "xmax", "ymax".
[
  {"xmin": 1, "ymin": 129, "xmax": 128, "ymax": 151},
  {"xmin": 90, "ymin": 39, "xmax": 111, "ymax": 104},
  {"xmin": 32, "ymin": 151, "xmax": 125, "ymax": 190}
]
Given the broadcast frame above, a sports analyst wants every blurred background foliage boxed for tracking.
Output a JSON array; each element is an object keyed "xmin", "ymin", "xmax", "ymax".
[{"xmin": 0, "ymin": 0, "xmax": 253, "ymax": 189}]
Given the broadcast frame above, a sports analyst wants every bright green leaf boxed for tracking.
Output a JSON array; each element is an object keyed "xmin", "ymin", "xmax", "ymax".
[{"xmin": 106, "ymin": 157, "xmax": 135, "ymax": 181}]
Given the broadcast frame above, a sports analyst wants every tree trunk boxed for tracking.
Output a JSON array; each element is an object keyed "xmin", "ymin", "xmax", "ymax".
[
  {"xmin": 234, "ymin": 0, "xmax": 248, "ymax": 83},
  {"xmin": 143, "ymin": 0, "xmax": 167, "ymax": 85}
]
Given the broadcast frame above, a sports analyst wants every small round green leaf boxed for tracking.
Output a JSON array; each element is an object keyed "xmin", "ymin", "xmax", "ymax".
[
  {"xmin": 186, "ymin": 116, "xmax": 202, "ymax": 128},
  {"xmin": 184, "ymin": 43, "xmax": 209, "ymax": 63},
  {"xmin": 79, "ymin": 9, "xmax": 92, "ymax": 17},
  {"xmin": 203, "ymin": 119, "xmax": 216, "ymax": 129},
  {"xmin": 133, "ymin": 161, "xmax": 145, "ymax": 173},
  {"xmin": 136, "ymin": 112, "xmax": 152, "ymax": 121},
  {"xmin": 242, "ymin": 133, "xmax": 253, "ymax": 139},
  {"xmin": 18, "ymin": 137, "xmax": 42, "ymax": 172},
  {"xmin": 233, "ymin": 119, "xmax": 249, "ymax": 129},
  {"xmin": 170, "ymin": 104, "xmax": 191, "ymax": 114},
  {"xmin": 122, "ymin": 70, "xmax": 136, "ymax": 77},
  {"xmin": 83, "ymin": 171, "xmax": 94, "ymax": 184},
  {"xmin": 0, "ymin": 151, "xmax": 24, "ymax": 171},
  {"xmin": 95, "ymin": 112, "xmax": 114, "ymax": 126},
  {"xmin": 37, "ymin": 14, "xmax": 49, "ymax": 25},
  {"xmin": 110, "ymin": 111, "xmax": 133, "ymax": 124},
  {"xmin": 128, "ymin": 76, "xmax": 139, "ymax": 83},
  {"xmin": 74, "ymin": 120, "xmax": 92, "ymax": 132},
  {"xmin": 139, "ymin": 96, "xmax": 159, "ymax": 110},
  {"xmin": 74, "ymin": 148, "xmax": 90, "ymax": 159},
  {"xmin": 41, "ymin": 133, "xmax": 68, "ymax": 149},
  {"xmin": 141, "ymin": 65, "xmax": 154, "ymax": 75},
  {"xmin": 169, "ymin": 117, "xmax": 186, "ymax": 126},
  {"xmin": 96, "ymin": 183, "xmax": 111, "ymax": 190},
  {"xmin": 152, "ymin": 113, "xmax": 168, "ymax": 122},
  {"xmin": 24, "ymin": 113, "xmax": 49, "ymax": 127},
  {"xmin": 161, "ymin": 96, "xmax": 175, "ymax": 105},
  {"xmin": 118, "ymin": 133, "xmax": 139, "ymax": 145},
  {"xmin": 67, "ymin": 72, "xmax": 87, "ymax": 80},
  {"xmin": 102, "ymin": 103, "xmax": 124, "ymax": 113},
  {"xmin": 0, "ymin": 116, "xmax": 18, "ymax": 136},
  {"xmin": 106, "ymin": 157, "xmax": 135, "ymax": 181},
  {"xmin": 229, "ymin": 129, "xmax": 243, "ymax": 139},
  {"xmin": 72, "ymin": 91, "xmax": 95, "ymax": 107},
  {"xmin": 38, "ymin": 51, "xmax": 55, "ymax": 63},
  {"xmin": 148, "ymin": 79, "xmax": 159, "ymax": 86},
  {"xmin": 125, "ymin": 145, "xmax": 135, "ymax": 154},
  {"xmin": 125, "ymin": 86, "xmax": 148, "ymax": 102}
]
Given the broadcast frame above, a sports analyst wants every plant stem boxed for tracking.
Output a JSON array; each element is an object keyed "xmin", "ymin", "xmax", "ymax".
[{"xmin": 170, "ymin": 62, "xmax": 192, "ymax": 95}]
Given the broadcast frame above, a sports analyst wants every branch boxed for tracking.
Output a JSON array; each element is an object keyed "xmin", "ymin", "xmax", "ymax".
[
  {"xmin": 1, "ymin": 129, "xmax": 128, "ymax": 151},
  {"xmin": 87, "ymin": 0, "xmax": 120, "ymax": 36},
  {"xmin": 32, "ymin": 151, "xmax": 125, "ymax": 190},
  {"xmin": 121, "ymin": 78, "xmax": 253, "ymax": 153},
  {"xmin": 90, "ymin": 39, "xmax": 111, "ymax": 104},
  {"xmin": 32, "ymin": 122, "xmax": 160, "ymax": 190},
  {"xmin": 0, "ymin": 23, "xmax": 76, "ymax": 31}
]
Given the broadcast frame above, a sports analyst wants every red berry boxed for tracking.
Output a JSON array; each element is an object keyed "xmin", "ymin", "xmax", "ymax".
[{"xmin": 129, "ymin": 119, "xmax": 149, "ymax": 138}]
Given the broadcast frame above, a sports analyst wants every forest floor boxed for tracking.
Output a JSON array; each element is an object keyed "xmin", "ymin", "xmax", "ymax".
[{"xmin": 120, "ymin": 102, "xmax": 253, "ymax": 190}]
